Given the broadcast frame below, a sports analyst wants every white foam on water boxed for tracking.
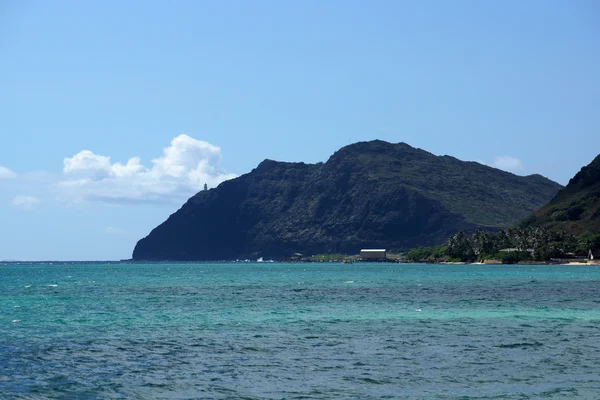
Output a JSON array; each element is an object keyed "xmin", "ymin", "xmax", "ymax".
[
  {"xmin": 415, "ymin": 309, "xmax": 422, "ymax": 312},
  {"xmin": 345, "ymin": 281, "xmax": 354, "ymax": 283},
  {"xmin": 12, "ymin": 320, "xmax": 20, "ymax": 323},
  {"xmin": 48, "ymin": 284, "xmax": 58, "ymax": 287},
  {"xmin": 24, "ymin": 285, "xmax": 31, "ymax": 288}
]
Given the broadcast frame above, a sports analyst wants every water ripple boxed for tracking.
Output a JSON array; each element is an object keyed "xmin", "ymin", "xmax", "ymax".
[{"xmin": 1, "ymin": 262, "xmax": 599, "ymax": 398}]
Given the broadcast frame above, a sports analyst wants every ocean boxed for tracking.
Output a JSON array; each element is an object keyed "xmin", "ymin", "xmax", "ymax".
[{"xmin": 1, "ymin": 262, "xmax": 599, "ymax": 399}]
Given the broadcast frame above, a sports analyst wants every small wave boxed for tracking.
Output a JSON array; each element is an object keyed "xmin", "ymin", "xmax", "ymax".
[
  {"xmin": 358, "ymin": 377, "xmax": 387, "ymax": 384},
  {"xmin": 48, "ymin": 284, "xmax": 58, "ymax": 287},
  {"xmin": 344, "ymin": 281, "xmax": 354, "ymax": 284},
  {"xmin": 24, "ymin": 285, "xmax": 31, "ymax": 288},
  {"xmin": 496, "ymin": 342, "xmax": 544, "ymax": 349},
  {"xmin": 12, "ymin": 320, "xmax": 20, "ymax": 323}
]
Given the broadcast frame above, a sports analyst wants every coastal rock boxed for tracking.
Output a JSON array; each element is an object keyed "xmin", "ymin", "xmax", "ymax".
[{"xmin": 133, "ymin": 140, "xmax": 562, "ymax": 260}]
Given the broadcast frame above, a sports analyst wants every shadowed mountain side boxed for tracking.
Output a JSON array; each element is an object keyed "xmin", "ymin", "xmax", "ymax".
[
  {"xmin": 133, "ymin": 140, "xmax": 562, "ymax": 260},
  {"xmin": 521, "ymin": 153, "xmax": 600, "ymax": 235}
]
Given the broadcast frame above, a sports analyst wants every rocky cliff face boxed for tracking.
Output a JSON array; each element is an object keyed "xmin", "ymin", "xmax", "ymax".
[{"xmin": 133, "ymin": 140, "xmax": 562, "ymax": 260}]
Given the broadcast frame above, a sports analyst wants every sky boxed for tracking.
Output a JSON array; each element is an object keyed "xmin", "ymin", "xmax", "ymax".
[{"xmin": 1, "ymin": 0, "xmax": 599, "ymax": 260}]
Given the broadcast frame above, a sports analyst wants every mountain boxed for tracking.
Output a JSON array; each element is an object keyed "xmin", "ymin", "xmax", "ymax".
[
  {"xmin": 133, "ymin": 140, "xmax": 561, "ymax": 260},
  {"xmin": 521, "ymin": 154, "xmax": 600, "ymax": 235}
]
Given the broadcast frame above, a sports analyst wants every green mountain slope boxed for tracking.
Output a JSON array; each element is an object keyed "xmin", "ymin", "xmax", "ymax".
[
  {"xmin": 522, "ymin": 154, "xmax": 600, "ymax": 235},
  {"xmin": 133, "ymin": 140, "xmax": 561, "ymax": 260}
]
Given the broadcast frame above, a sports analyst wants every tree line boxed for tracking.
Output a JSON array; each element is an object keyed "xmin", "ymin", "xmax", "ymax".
[{"xmin": 407, "ymin": 227, "xmax": 600, "ymax": 263}]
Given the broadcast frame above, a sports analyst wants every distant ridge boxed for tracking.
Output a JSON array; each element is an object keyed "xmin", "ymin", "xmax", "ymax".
[{"xmin": 133, "ymin": 140, "xmax": 561, "ymax": 260}]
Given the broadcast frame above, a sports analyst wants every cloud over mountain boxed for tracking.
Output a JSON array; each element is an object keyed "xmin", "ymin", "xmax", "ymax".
[
  {"xmin": 493, "ymin": 156, "xmax": 523, "ymax": 172},
  {"xmin": 0, "ymin": 166, "xmax": 16, "ymax": 179},
  {"xmin": 59, "ymin": 135, "xmax": 236, "ymax": 204}
]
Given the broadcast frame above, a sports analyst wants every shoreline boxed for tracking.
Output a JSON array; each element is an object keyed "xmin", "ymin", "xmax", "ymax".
[
  {"xmin": 438, "ymin": 261, "xmax": 600, "ymax": 266},
  {"xmin": 4, "ymin": 258, "xmax": 599, "ymax": 266}
]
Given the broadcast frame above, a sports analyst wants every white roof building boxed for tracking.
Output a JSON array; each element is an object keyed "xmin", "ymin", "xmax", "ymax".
[{"xmin": 360, "ymin": 249, "xmax": 387, "ymax": 260}]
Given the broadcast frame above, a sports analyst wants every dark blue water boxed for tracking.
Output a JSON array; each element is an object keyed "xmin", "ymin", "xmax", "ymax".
[{"xmin": 1, "ymin": 262, "xmax": 599, "ymax": 398}]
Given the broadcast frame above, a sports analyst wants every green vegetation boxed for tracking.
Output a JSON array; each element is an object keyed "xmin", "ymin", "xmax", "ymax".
[
  {"xmin": 333, "ymin": 141, "xmax": 561, "ymax": 227},
  {"xmin": 406, "ymin": 245, "xmax": 448, "ymax": 262},
  {"xmin": 306, "ymin": 253, "xmax": 355, "ymax": 262},
  {"xmin": 407, "ymin": 153, "xmax": 600, "ymax": 264},
  {"xmin": 521, "ymin": 154, "xmax": 600, "ymax": 235},
  {"xmin": 408, "ymin": 227, "xmax": 600, "ymax": 263},
  {"xmin": 385, "ymin": 252, "xmax": 405, "ymax": 260}
]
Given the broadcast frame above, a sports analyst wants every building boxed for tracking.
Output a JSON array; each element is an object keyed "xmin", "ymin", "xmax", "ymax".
[{"xmin": 360, "ymin": 249, "xmax": 387, "ymax": 261}]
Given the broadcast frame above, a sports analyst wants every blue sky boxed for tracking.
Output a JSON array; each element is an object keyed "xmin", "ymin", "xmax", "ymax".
[{"xmin": 1, "ymin": 0, "xmax": 599, "ymax": 260}]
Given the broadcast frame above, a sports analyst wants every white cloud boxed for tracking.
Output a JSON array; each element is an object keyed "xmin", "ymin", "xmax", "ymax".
[
  {"xmin": 59, "ymin": 134, "xmax": 237, "ymax": 204},
  {"xmin": 105, "ymin": 226, "xmax": 127, "ymax": 235},
  {"xmin": 493, "ymin": 156, "xmax": 523, "ymax": 172},
  {"xmin": 12, "ymin": 195, "xmax": 41, "ymax": 209},
  {"xmin": 0, "ymin": 166, "xmax": 16, "ymax": 179}
]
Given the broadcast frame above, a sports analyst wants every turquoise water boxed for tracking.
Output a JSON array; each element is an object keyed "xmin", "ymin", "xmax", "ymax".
[{"xmin": 1, "ymin": 262, "xmax": 599, "ymax": 399}]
